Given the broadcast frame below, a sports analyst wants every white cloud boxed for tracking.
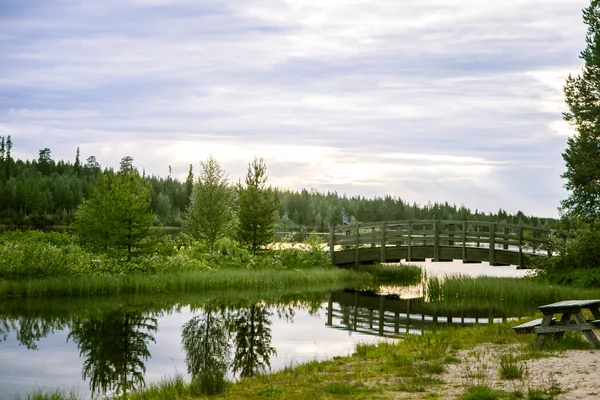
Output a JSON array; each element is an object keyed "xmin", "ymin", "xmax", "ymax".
[{"xmin": 0, "ymin": 0, "xmax": 591, "ymax": 217}]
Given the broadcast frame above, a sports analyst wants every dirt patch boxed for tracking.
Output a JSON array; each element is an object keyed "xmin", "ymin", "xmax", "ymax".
[{"xmin": 438, "ymin": 344, "xmax": 600, "ymax": 399}]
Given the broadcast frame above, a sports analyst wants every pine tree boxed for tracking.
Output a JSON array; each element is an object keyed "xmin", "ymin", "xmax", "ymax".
[
  {"xmin": 74, "ymin": 147, "xmax": 81, "ymax": 176},
  {"xmin": 562, "ymin": 1, "xmax": 600, "ymax": 220},
  {"xmin": 236, "ymin": 157, "xmax": 277, "ymax": 254},
  {"xmin": 74, "ymin": 157, "xmax": 154, "ymax": 261},
  {"xmin": 185, "ymin": 156, "xmax": 235, "ymax": 255},
  {"xmin": 186, "ymin": 163, "xmax": 194, "ymax": 202}
]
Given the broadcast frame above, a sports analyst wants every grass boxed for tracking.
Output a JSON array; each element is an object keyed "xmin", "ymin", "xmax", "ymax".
[
  {"xmin": 0, "ymin": 268, "xmax": 372, "ymax": 298},
  {"xmin": 424, "ymin": 274, "xmax": 600, "ymax": 305},
  {"xmin": 15, "ymin": 320, "xmax": 577, "ymax": 400},
  {"xmin": 118, "ymin": 321, "xmax": 570, "ymax": 400},
  {"xmin": 354, "ymin": 263, "xmax": 422, "ymax": 284},
  {"xmin": 14, "ymin": 389, "xmax": 81, "ymax": 400},
  {"xmin": 499, "ymin": 352, "xmax": 525, "ymax": 380}
]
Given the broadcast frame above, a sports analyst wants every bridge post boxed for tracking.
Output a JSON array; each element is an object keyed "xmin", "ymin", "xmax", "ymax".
[
  {"xmin": 378, "ymin": 296, "xmax": 385, "ymax": 336},
  {"xmin": 407, "ymin": 221, "xmax": 412, "ymax": 261},
  {"xmin": 380, "ymin": 222, "xmax": 387, "ymax": 262},
  {"xmin": 327, "ymin": 294, "xmax": 333, "ymax": 326},
  {"xmin": 354, "ymin": 224, "xmax": 360, "ymax": 264},
  {"xmin": 329, "ymin": 226, "xmax": 335, "ymax": 264},
  {"xmin": 489, "ymin": 222, "xmax": 496, "ymax": 266},
  {"xmin": 462, "ymin": 221, "xmax": 467, "ymax": 261},
  {"xmin": 518, "ymin": 226, "xmax": 523, "ymax": 268},
  {"xmin": 433, "ymin": 220, "xmax": 439, "ymax": 262}
]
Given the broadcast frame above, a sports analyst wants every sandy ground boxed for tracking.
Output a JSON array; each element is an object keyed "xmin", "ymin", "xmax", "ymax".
[{"xmin": 439, "ymin": 344, "xmax": 600, "ymax": 399}]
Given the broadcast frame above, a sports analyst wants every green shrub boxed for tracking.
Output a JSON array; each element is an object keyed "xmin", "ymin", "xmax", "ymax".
[
  {"xmin": 532, "ymin": 219, "xmax": 600, "ymax": 287},
  {"xmin": 499, "ymin": 352, "xmax": 524, "ymax": 380}
]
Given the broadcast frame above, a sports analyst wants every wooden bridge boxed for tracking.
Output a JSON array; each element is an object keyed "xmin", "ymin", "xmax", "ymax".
[{"xmin": 328, "ymin": 220, "xmax": 557, "ymax": 269}]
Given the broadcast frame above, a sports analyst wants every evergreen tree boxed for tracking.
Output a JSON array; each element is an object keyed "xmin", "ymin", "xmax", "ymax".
[
  {"xmin": 185, "ymin": 156, "xmax": 235, "ymax": 255},
  {"xmin": 236, "ymin": 158, "xmax": 277, "ymax": 254},
  {"xmin": 562, "ymin": 1, "xmax": 600, "ymax": 220},
  {"xmin": 74, "ymin": 157, "xmax": 154, "ymax": 261},
  {"xmin": 186, "ymin": 163, "xmax": 194, "ymax": 203},
  {"xmin": 74, "ymin": 147, "xmax": 81, "ymax": 176}
]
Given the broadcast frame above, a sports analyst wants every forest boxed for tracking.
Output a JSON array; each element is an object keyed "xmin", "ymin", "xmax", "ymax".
[{"xmin": 0, "ymin": 135, "xmax": 554, "ymax": 232}]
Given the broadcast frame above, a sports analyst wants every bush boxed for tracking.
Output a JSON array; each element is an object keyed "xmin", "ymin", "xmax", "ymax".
[
  {"xmin": 0, "ymin": 240, "xmax": 91, "ymax": 279},
  {"xmin": 532, "ymin": 219, "xmax": 600, "ymax": 287}
]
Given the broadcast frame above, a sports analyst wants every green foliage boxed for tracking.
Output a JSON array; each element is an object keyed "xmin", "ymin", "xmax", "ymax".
[
  {"xmin": 424, "ymin": 274, "xmax": 600, "ymax": 306},
  {"xmin": 14, "ymin": 389, "xmax": 81, "ymax": 400},
  {"xmin": 0, "ymin": 231, "xmax": 91, "ymax": 279},
  {"xmin": 0, "ymin": 267, "xmax": 368, "ymax": 298},
  {"xmin": 355, "ymin": 263, "xmax": 422, "ymax": 284},
  {"xmin": 237, "ymin": 158, "xmax": 278, "ymax": 254},
  {"xmin": 498, "ymin": 352, "xmax": 524, "ymax": 380},
  {"xmin": 459, "ymin": 386, "xmax": 504, "ymax": 400},
  {"xmin": 184, "ymin": 156, "xmax": 235, "ymax": 255},
  {"xmin": 532, "ymin": 219, "xmax": 600, "ymax": 287},
  {"xmin": 561, "ymin": 1, "xmax": 600, "ymax": 220},
  {"xmin": 74, "ymin": 160, "xmax": 154, "ymax": 261}
]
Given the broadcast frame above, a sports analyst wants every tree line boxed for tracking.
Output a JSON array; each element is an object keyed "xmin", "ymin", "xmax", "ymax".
[{"xmin": 0, "ymin": 136, "xmax": 554, "ymax": 234}]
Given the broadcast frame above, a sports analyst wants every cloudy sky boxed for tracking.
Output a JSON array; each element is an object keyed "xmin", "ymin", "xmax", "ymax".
[{"xmin": 0, "ymin": 0, "xmax": 590, "ymax": 217}]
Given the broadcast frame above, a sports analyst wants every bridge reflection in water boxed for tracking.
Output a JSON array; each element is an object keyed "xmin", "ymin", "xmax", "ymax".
[{"xmin": 326, "ymin": 289, "xmax": 526, "ymax": 338}]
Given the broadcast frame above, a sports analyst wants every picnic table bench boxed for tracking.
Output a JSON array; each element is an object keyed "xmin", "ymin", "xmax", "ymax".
[{"xmin": 513, "ymin": 300, "xmax": 600, "ymax": 350}]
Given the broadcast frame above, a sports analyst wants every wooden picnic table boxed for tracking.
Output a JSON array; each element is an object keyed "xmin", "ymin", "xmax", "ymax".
[{"xmin": 533, "ymin": 300, "xmax": 600, "ymax": 350}]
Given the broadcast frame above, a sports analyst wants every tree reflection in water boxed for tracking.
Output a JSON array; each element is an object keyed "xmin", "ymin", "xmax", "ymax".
[
  {"xmin": 182, "ymin": 304, "xmax": 230, "ymax": 394},
  {"xmin": 231, "ymin": 304, "xmax": 276, "ymax": 378},
  {"xmin": 68, "ymin": 308, "xmax": 158, "ymax": 398}
]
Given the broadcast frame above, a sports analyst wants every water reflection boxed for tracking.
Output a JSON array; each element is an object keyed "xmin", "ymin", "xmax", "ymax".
[
  {"xmin": 326, "ymin": 289, "xmax": 538, "ymax": 338},
  {"xmin": 231, "ymin": 304, "xmax": 276, "ymax": 378},
  {"xmin": 181, "ymin": 304, "xmax": 229, "ymax": 393},
  {"xmin": 0, "ymin": 285, "xmax": 541, "ymax": 399},
  {"xmin": 67, "ymin": 308, "xmax": 158, "ymax": 398}
]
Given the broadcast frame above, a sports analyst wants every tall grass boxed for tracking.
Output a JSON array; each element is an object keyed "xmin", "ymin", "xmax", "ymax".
[
  {"xmin": 354, "ymin": 263, "xmax": 421, "ymax": 284},
  {"xmin": 0, "ymin": 268, "xmax": 372, "ymax": 298},
  {"xmin": 424, "ymin": 274, "xmax": 600, "ymax": 305},
  {"xmin": 13, "ymin": 389, "xmax": 81, "ymax": 400}
]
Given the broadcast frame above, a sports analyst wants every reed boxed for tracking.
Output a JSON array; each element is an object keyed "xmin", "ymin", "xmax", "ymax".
[
  {"xmin": 354, "ymin": 263, "xmax": 421, "ymax": 284},
  {"xmin": 0, "ymin": 268, "xmax": 372, "ymax": 298},
  {"xmin": 424, "ymin": 274, "xmax": 600, "ymax": 305}
]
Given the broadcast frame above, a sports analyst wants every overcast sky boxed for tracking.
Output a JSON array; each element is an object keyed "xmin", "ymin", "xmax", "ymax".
[{"xmin": 0, "ymin": 0, "xmax": 590, "ymax": 217}]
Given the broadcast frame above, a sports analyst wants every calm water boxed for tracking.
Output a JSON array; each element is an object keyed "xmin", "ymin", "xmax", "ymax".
[{"xmin": 0, "ymin": 261, "xmax": 531, "ymax": 399}]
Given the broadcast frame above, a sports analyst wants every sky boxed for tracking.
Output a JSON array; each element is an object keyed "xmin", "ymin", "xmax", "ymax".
[{"xmin": 0, "ymin": 0, "xmax": 591, "ymax": 218}]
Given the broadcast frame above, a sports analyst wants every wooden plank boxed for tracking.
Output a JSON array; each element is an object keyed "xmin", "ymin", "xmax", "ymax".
[
  {"xmin": 538, "ymin": 300, "xmax": 600, "ymax": 312},
  {"xmin": 574, "ymin": 312, "xmax": 600, "ymax": 349},
  {"xmin": 513, "ymin": 317, "xmax": 547, "ymax": 333},
  {"xmin": 535, "ymin": 323, "xmax": 597, "ymax": 334}
]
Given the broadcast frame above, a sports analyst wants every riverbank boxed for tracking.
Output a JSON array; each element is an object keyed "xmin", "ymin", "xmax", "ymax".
[{"xmin": 128, "ymin": 321, "xmax": 596, "ymax": 400}]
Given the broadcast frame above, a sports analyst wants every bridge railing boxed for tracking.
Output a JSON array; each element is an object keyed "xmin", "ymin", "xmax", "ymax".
[{"xmin": 328, "ymin": 219, "xmax": 556, "ymax": 267}]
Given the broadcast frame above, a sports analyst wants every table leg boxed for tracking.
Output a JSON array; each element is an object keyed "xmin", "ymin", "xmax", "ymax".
[
  {"xmin": 574, "ymin": 312, "xmax": 600, "ymax": 349},
  {"xmin": 534, "ymin": 314, "xmax": 554, "ymax": 350},
  {"xmin": 554, "ymin": 312, "xmax": 572, "ymax": 340},
  {"xmin": 589, "ymin": 306, "xmax": 600, "ymax": 320}
]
